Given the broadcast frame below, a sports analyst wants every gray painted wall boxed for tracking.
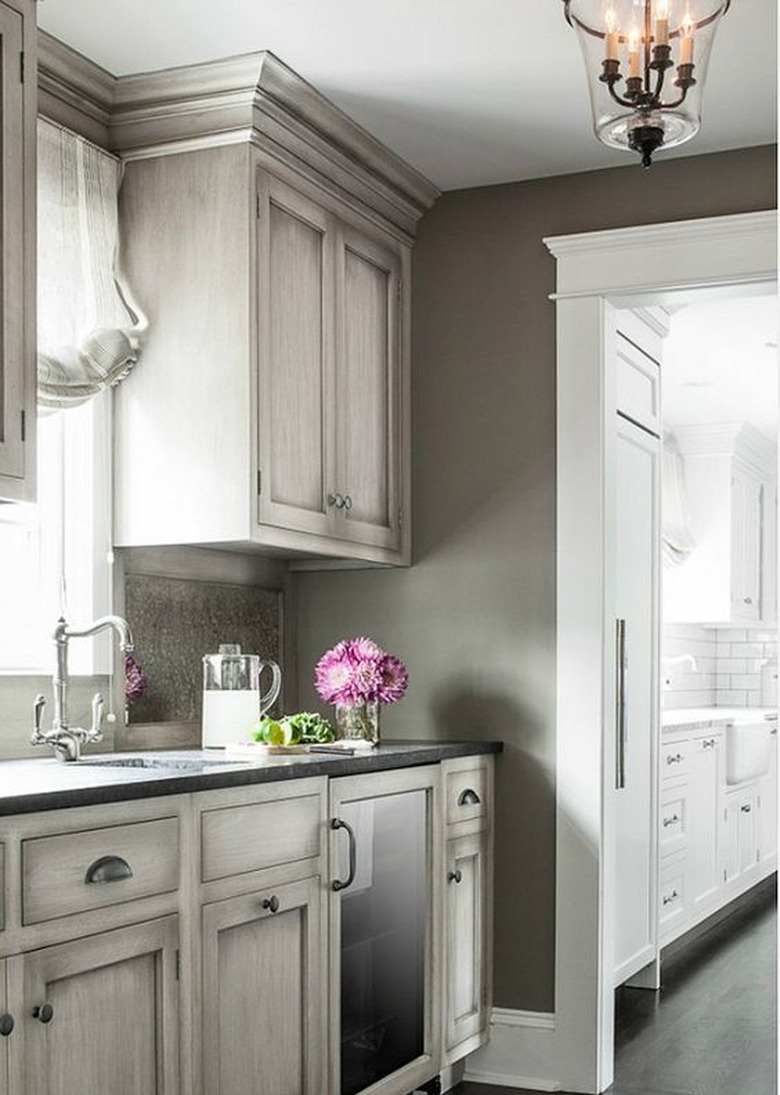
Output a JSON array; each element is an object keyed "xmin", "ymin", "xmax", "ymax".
[{"xmin": 295, "ymin": 144, "xmax": 778, "ymax": 1013}]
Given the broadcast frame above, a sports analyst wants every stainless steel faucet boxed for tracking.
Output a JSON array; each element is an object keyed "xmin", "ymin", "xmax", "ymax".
[{"xmin": 32, "ymin": 615, "xmax": 135, "ymax": 762}]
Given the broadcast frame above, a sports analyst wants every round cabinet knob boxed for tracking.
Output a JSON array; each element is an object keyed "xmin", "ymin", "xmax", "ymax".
[
  {"xmin": 262, "ymin": 895, "xmax": 280, "ymax": 913},
  {"xmin": 0, "ymin": 1014, "xmax": 14, "ymax": 1036},
  {"xmin": 343, "ymin": 495, "xmax": 353, "ymax": 511},
  {"xmin": 744, "ymin": 597, "xmax": 753, "ymax": 605},
  {"xmin": 32, "ymin": 1004, "xmax": 54, "ymax": 1024},
  {"xmin": 327, "ymin": 493, "xmax": 345, "ymax": 510},
  {"xmin": 448, "ymin": 869, "xmax": 463, "ymax": 884}
]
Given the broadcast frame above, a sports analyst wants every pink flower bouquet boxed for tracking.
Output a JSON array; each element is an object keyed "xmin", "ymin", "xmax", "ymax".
[{"xmin": 315, "ymin": 637, "xmax": 408, "ymax": 745}]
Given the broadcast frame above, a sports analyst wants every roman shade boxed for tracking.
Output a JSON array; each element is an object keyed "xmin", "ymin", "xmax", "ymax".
[
  {"xmin": 662, "ymin": 437, "xmax": 696, "ymax": 566},
  {"xmin": 37, "ymin": 118, "xmax": 144, "ymax": 410}
]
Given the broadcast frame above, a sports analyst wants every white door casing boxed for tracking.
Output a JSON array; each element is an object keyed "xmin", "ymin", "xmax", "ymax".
[{"xmin": 466, "ymin": 210, "xmax": 776, "ymax": 1095}]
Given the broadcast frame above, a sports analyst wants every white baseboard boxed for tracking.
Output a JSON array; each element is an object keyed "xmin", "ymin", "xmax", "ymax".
[{"xmin": 464, "ymin": 1008, "xmax": 562, "ymax": 1092}]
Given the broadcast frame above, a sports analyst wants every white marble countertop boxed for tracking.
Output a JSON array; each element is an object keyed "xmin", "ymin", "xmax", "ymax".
[{"xmin": 662, "ymin": 706, "xmax": 777, "ymax": 731}]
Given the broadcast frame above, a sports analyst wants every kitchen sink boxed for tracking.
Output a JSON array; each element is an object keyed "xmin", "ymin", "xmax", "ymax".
[
  {"xmin": 79, "ymin": 753, "xmax": 245, "ymax": 773},
  {"xmin": 725, "ymin": 721, "xmax": 772, "ymax": 784}
]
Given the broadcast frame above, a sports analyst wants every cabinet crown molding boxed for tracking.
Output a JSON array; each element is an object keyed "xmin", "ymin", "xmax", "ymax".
[
  {"xmin": 670, "ymin": 422, "xmax": 777, "ymax": 477},
  {"xmin": 37, "ymin": 34, "xmax": 439, "ymax": 235}
]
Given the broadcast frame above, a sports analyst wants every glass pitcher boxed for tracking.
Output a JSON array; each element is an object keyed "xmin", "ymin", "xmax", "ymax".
[{"xmin": 202, "ymin": 644, "xmax": 281, "ymax": 747}]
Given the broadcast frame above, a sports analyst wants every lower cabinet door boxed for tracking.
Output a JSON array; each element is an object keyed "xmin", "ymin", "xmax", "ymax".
[
  {"xmin": 444, "ymin": 831, "xmax": 489, "ymax": 1061},
  {"xmin": 12, "ymin": 916, "xmax": 179, "ymax": 1095},
  {"xmin": 0, "ymin": 959, "xmax": 8, "ymax": 1095},
  {"xmin": 201, "ymin": 876, "xmax": 325, "ymax": 1095}
]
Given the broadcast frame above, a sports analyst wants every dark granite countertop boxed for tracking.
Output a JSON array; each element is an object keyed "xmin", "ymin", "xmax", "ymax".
[{"xmin": 0, "ymin": 741, "xmax": 502, "ymax": 816}]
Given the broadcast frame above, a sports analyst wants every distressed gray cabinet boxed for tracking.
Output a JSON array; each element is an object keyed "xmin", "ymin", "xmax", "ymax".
[
  {"xmin": 11, "ymin": 918, "xmax": 179, "ymax": 1095},
  {"xmin": 112, "ymin": 52, "xmax": 435, "ymax": 566},
  {"xmin": 0, "ymin": 0, "xmax": 35, "ymax": 502}
]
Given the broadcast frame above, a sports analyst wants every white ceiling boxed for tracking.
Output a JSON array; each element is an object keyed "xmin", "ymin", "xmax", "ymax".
[
  {"xmin": 36, "ymin": 0, "xmax": 777, "ymax": 191},
  {"xmin": 663, "ymin": 293, "xmax": 779, "ymax": 443}
]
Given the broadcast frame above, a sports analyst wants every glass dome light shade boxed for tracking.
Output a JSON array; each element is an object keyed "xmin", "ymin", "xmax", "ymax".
[{"xmin": 564, "ymin": 0, "xmax": 730, "ymax": 161}]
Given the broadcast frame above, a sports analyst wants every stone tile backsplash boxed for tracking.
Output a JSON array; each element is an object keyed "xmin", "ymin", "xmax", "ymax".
[
  {"xmin": 662, "ymin": 622, "xmax": 778, "ymax": 710},
  {"xmin": 125, "ymin": 574, "xmax": 281, "ymax": 725}
]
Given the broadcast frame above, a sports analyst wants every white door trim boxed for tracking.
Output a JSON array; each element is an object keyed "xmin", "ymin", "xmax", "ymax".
[{"xmin": 467, "ymin": 209, "xmax": 777, "ymax": 1093}]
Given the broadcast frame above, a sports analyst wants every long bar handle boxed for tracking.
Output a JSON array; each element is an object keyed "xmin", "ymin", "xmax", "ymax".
[
  {"xmin": 331, "ymin": 817, "xmax": 357, "ymax": 892},
  {"xmin": 615, "ymin": 618, "xmax": 627, "ymax": 790}
]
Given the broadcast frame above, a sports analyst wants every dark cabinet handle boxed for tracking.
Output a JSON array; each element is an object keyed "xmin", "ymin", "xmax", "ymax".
[
  {"xmin": 662, "ymin": 890, "xmax": 678, "ymax": 906},
  {"xmin": 262, "ymin": 895, "xmax": 280, "ymax": 914},
  {"xmin": 0, "ymin": 1015, "xmax": 13, "ymax": 1036},
  {"xmin": 343, "ymin": 495, "xmax": 353, "ymax": 511},
  {"xmin": 85, "ymin": 855, "xmax": 133, "ymax": 885},
  {"xmin": 33, "ymin": 1004, "xmax": 53, "ymax": 1024},
  {"xmin": 458, "ymin": 788, "xmax": 481, "ymax": 806},
  {"xmin": 662, "ymin": 814, "xmax": 680, "ymax": 827},
  {"xmin": 741, "ymin": 804, "xmax": 752, "ymax": 813},
  {"xmin": 328, "ymin": 493, "xmax": 345, "ymax": 510},
  {"xmin": 331, "ymin": 817, "xmax": 357, "ymax": 892},
  {"xmin": 666, "ymin": 753, "xmax": 683, "ymax": 765},
  {"xmin": 448, "ymin": 869, "xmax": 463, "ymax": 884}
]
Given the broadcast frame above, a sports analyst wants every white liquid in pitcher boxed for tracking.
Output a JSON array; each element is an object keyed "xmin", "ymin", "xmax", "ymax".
[{"xmin": 202, "ymin": 690, "xmax": 259, "ymax": 748}]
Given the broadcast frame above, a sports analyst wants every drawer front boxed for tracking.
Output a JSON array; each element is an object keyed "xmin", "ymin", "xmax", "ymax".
[
  {"xmin": 445, "ymin": 764, "xmax": 489, "ymax": 827},
  {"xmin": 659, "ymin": 854, "xmax": 687, "ymax": 939},
  {"xmin": 659, "ymin": 785, "xmax": 688, "ymax": 857},
  {"xmin": 23, "ymin": 817, "xmax": 179, "ymax": 925},
  {"xmin": 661, "ymin": 738, "xmax": 691, "ymax": 780},
  {"xmin": 201, "ymin": 792, "xmax": 322, "ymax": 882}
]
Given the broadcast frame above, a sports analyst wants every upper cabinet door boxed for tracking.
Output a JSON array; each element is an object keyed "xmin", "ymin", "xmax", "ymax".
[
  {"xmin": 335, "ymin": 224, "xmax": 402, "ymax": 552},
  {"xmin": 0, "ymin": 0, "xmax": 34, "ymax": 501},
  {"xmin": 256, "ymin": 172, "xmax": 337, "ymax": 539}
]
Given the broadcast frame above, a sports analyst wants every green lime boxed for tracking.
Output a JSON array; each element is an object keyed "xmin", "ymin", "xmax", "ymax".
[{"xmin": 264, "ymin": 720, "xmax": 286, "ymax": 745}]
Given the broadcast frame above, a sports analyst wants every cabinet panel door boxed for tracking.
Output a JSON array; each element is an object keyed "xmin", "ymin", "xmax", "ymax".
[
  {"xmin": 731, "ymin": 468, "xmax": 762, "ymax": 622},
  {"xmin": 444, "ymin": 832, "xmax": 488, "ymax": 1058},
  {"xmin": 614, "ymin": 414, "xmax": 660, "ymax": 984},
  {"xmin": 13, "ymin": 916, "xmax": 179, "ymax": 1095},
  {"xmin": 0, "ymin": 960, "xmax": 7, "ymax": 1095},
  {"xmin": 759, "ymin": 731, "xmax": 777, "ymax": 865},
  {"xmin": 688, "ymin": 735, "xmax": 720, "ymax": 916},
  {"xmin": 257, "ymin": 172, "xmax": 336, "ymax": 537},
  {"xmin": 335, "ymin": 225, "xmax": 401, "ymax": 551},
  {"xmin": 0, "ymin": 1, "xmax": 28, "ymax": 493},
  {"xmin": 201, "ymin": 876, "xmax": 325, "ymax": 1095}
]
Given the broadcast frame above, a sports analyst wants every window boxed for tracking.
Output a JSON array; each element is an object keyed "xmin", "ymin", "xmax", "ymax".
[{"xmin": 0, "ymin": 393, "xmax": 112, "ymax": 674}]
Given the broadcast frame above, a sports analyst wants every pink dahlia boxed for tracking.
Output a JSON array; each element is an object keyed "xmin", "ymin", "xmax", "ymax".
[{"xmin": 314, "ymin": 637, "xmax": 408, "ymax": 707}]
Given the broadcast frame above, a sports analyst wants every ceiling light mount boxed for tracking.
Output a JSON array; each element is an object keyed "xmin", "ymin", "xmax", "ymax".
[{"xmin": 563, "ymin": 0, "xmax": 730, "ymax": 166}]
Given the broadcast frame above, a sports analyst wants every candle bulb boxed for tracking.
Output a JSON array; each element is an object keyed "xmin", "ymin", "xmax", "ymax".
[
  {"xmin": 628, "ymin": 30, "xmax": 641, "ymax": 77},
  {"xmin": 680, "ymin": 13, "xmax": 694, "ymax": 64},
  {"xmin": 605, "ymin": 9, "xmax": 620, "ymax": 61},
  {"xmin": 655, "ymin": 0, "xmax": 669, "ymax": 45}
]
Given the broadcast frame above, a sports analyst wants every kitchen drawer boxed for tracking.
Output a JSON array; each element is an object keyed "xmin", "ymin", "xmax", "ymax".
[
  {"xmin": 22, "ymin": 817, "xmax": 179, "ymax": 925},
  {"xmin": 659, "ymin": 784, "xmax": 688, "ymax": 857},
  {"xmin": 443, "ymin": 757, "xmax": 491, "ymax": 827},
  {"xmin": 661, "ymin": 738, "xmax": 691, "ymax": 780},
  {"xmin": 201, "ymin": 786, "xmax": 323, "ymax": 882},
  {"xmin": 659, "ymin": 852, "xmax": 687, "ymax": 940}
]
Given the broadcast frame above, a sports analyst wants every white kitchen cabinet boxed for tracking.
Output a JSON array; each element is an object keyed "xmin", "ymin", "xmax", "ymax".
[
  {"xmin": 113, "ymin": 52, "xmax": 433, "ymax": 567},
  {"xmin": 0, "ymin": 0, "xmax": 35, "ymax": 502},
  {"xmin": 663, "ymin": 424, "xmax": 776, "ymax": 625},
  {"xmin": 9, "ymin": 917, "xmax": 179, "ymax": 1095},
  {"xmin": 687, "ymin": 732, "xmax": 722, "ymax": 922},
  {"xmin": 758, "ymin": 726, "xmax": 777, "ymax": 867},
  {"xmin": 722, "ymin": 786, "xmax": 760, "ymax": 892},
  {"xmin": 328, "ymin": 767, "xmax": 442, "ymax": 1095},
  {"xmin": 614, "ymin": 408, "xmax": 660, "ymax": 986},
  {"xmin": 201, "ymin": 878, "xmax": 324, "ymax": 1095}
]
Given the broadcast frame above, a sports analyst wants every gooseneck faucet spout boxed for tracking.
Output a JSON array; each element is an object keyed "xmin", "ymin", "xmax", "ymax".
[{"xmin": 32, "ymin": 615, "xmax": 134, "ymax": 762}]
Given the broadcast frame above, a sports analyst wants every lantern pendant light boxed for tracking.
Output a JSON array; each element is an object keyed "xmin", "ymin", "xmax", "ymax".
[{"xmin": 563, "ymin": 0, "xmax": 730, "ymax": 166}]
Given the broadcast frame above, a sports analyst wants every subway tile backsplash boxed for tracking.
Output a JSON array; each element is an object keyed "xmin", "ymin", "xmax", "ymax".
[{"xmin": 662, "ymin": 623, "xmax": 778, "ymax": 709}]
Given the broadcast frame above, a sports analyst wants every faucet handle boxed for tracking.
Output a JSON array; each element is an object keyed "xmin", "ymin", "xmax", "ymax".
[
  {"xmin": 88, "ymin": 693, "xmax": 105, "ymax": 743},
  {"xmin": 31, "ymin": 694, "xmax": 46, "ymax": 744}
]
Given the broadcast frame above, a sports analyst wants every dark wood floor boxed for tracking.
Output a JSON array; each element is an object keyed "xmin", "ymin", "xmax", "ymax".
[{"xmin": 454, "ymin": 876, "xmax": 777, "ymax": 1095}]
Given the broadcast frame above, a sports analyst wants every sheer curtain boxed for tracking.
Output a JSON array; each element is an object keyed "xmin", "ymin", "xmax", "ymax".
[{"xmin": 37, "ymin": 118, "xmax": 144, "ymax": 410}]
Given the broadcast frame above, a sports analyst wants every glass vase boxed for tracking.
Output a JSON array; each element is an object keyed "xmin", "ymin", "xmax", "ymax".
[{"xmin": 335, "ymin": 701, "xmax": 379, "ymax": 746}]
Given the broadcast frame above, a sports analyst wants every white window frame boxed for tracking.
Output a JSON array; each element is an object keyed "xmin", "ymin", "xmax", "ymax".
[{"xmin": 0, "ymin": 391, "xmax": 113, "ymax": 676}]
